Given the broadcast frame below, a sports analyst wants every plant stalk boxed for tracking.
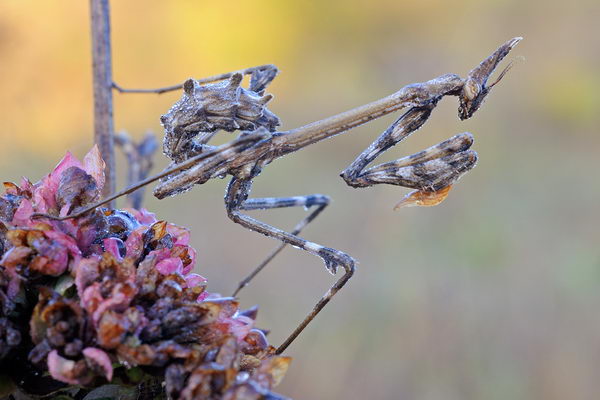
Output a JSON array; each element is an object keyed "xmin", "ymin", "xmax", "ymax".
[{"xmin": 90, "ymin": 0, "xmax": 115, "ymax": 206}]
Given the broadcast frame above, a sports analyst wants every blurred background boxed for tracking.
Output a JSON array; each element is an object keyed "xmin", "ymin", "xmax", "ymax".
[{"xmin": 1, "ymin": 1, "xmax": 599, "ymax": 399}]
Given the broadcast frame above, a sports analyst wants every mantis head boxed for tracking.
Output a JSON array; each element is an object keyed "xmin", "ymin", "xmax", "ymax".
[{"xmin": 458, "ymin": 36, "xmax": 522, "ymax": 120}]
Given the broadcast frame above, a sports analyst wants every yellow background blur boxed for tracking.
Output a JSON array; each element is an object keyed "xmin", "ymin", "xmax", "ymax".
[{"xmin": 1, "ymin": 1, "xmax": 599, "ymax": 399}]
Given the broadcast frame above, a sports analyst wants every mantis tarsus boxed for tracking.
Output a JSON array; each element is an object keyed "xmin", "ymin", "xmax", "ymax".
[{"xmin": 34, "ymin": 37, "xmax": 522, "ymax": 354}]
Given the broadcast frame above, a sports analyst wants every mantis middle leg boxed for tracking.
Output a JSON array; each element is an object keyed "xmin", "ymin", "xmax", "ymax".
[{"xmin": 231, "ymin": 193, "xmax": 331, "ymax": 296}]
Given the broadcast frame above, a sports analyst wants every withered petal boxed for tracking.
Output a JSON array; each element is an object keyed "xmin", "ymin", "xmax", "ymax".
[
  {"xmin": 83, "ymin": 347, "xmax": 113, "ymax": 381},
  {"xmin": 56, "ymin": 166, "xmax": 98, "ymax": 214}
]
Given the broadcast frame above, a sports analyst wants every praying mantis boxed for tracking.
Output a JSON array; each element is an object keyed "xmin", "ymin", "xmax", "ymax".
[{"xmin": 36, "ymin": 37, "xmax": 522, "ymax": 354}]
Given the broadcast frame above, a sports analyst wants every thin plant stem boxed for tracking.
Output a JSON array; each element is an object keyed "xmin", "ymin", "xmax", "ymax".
[
  {"xmin": 90, "ymin": 0, "xmax": 116, "ymax": 205},
  {"xmin": 112, "ymin": 64, "xmax": 276, "ymax": 94}
]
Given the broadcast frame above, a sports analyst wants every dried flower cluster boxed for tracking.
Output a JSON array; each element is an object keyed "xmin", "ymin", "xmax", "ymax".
[{"xmin": 0, "ymin": 147, "xmax": 290, "ymax": 399}]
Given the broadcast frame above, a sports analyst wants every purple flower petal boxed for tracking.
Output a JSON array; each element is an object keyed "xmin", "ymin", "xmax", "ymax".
[
  {"xmin": 32, "ymin": 184, "xmax": 52, "ymax": 214},
  {"xmin": 3, "ymin": 181, "xmax": 20, "ymax": 196},
  {"xmin": 45, "ymin": 230, "xmax": 82, "ymax": 261},
  {"xmin": 19, "ymin": 177, "xmax": 34, "ymax": 194},
  {"xmin": 82, "ymin": 145, "xmax": 106, "ymax": 193},
  {"xmin": 11, "ymin": 199, "xmax": 34, "ymax": 226},
  {"xmin": 167, "ymin": 224, "xmax": 190, "ymax": 245},
  {"xmin": 0, "ymin": 246, "xmax": 33, "ymax": 269},
  {"xmin": 47, "ymin": 350, "xmax": 79, "ymax": 385},
  {"xmin": 185, "ymin": 273, "xmax": 207, "ymax": 288},
  {"xmin": 56, "ymin": 167, "xmax": 99, "ymax": 216},
  {"xmin": 147, "ymin": 248, "xmax": 171, "ymax": 263},
  {"xmin": 52, "ymin": 152, "xmax": 84, "ymax": 177},
  {"xmin": 81, "ymin": 284, "xmax": 104, "ymax": 316},
  {"xmin": 181, "ymin": 246, "xmax": 196, "ymax": 275},
  {"xmin": 38, "ymin": 152, "xmax": 84, "ymax": 213},
  {"xmin": 103, "ymin": 238, "xmax": 123, "ymax": 262},
  {"xmin": 30, "ymin": 249, "xmax": 68, "ymax": 276},
  {"xmin": 156, "ymin": 257, "xmax": 183, "ymax": 275},
  {"xmin": 128, "ymin": 208, "xmax": 157, "ymax": 225},
  {"xmin": 73, "ymin": 257, "xmax": 100, "ymax": 298},
  {"xmin": 197, "ymin": 291, "xmax": 210, "ymax": 302},
  {"xmin": 83, "ymin": 347, "xmax": 113, "ymax": 381},
  {"xmin": 124, "ymin": 228, "xmax": 144, "ymax": 260},
  {"xmin": 227, "ymin": 315, "xmax": 255, "ymax": 341},
  {"xmin": 83, "ymin": 282, "xmax": 137, "ymax": 325}
]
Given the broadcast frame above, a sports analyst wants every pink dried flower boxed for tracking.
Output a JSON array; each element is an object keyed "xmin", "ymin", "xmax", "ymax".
[
  {"xmin": 82, "ymin": 347, "xmax": 113, "ymax": 381},
  {"xmin": 0, "ymin": 148, "xmax": 291, "ymax": 399},
  {"xmin": 47, "ymin": 350, "xmax": 81, "ymax": 385}
]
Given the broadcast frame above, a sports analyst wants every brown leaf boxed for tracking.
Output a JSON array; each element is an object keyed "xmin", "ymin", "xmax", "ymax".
[
  {"xmin": 265, "ymin": 357, "xmax": 291, "ymax": 388},
  {"xmin": 393, "ymin": 185, "xmax": 453, "ymax": 210},
  {"xmin": 56, "ymin": 166, "xmax": 99, "ymax": 212}
]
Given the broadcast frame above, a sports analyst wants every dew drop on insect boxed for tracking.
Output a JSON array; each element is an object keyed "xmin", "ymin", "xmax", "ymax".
[{"xmin": 236, "ymin": 371, "xmax": 250, "ymax": 384}]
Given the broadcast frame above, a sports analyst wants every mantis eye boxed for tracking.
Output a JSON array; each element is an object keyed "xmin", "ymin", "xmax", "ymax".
[{"xmin": 463, "ymin": 78, "xmax": 480, "ymax": 101}]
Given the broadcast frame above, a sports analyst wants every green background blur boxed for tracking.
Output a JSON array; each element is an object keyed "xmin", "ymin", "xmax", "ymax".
[{"xmin": 1, "ymin": 1, "xmax": 599, "ymax": 399}]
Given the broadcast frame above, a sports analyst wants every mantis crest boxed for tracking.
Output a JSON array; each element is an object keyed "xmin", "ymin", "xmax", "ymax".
[{"xmin": 36, "ymin": 37, "xmax": 522, "ymax": 354}]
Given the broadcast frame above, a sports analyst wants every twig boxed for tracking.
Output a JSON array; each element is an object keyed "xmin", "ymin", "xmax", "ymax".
[
  {"xmin": 112, "ymin": 64, "xmax": 277, "ymax": 94},
  {"xmin": 115, "ymin": 132, "xmax": 158, "ymax": 209},
  {"xmin": 90, "ymin": 0, "xmax": 116, "ymax": 205}
]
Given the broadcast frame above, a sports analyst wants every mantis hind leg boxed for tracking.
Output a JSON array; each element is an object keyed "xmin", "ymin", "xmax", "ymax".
[{"xmin": 225, "ymin": 178, "xmax": 355, "ymax": 354}]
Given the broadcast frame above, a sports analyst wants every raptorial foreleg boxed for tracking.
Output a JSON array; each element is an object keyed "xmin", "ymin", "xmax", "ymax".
[{"xmin": 340, "ymin": 104, "xmax": 477, "ymax": 206}]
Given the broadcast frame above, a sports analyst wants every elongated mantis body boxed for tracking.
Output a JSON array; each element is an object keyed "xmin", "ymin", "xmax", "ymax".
[{"xmin": 35, "ymin": 37, "xmax": 521, "ymax": 353}]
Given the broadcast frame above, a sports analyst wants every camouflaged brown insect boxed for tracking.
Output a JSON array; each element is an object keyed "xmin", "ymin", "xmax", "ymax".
[{"xmin": 35, "ymin": 37, "xmax": 522, "ymax": 355}]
